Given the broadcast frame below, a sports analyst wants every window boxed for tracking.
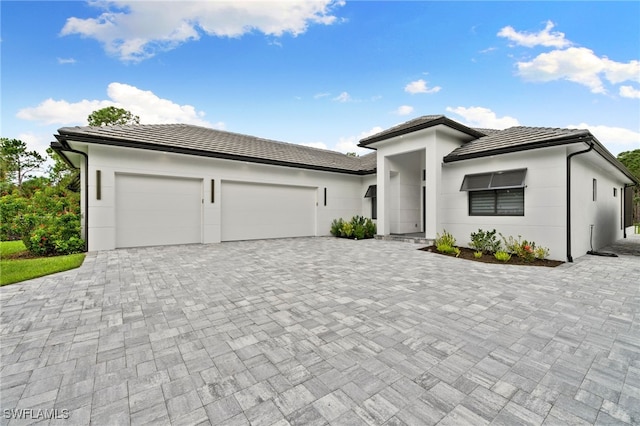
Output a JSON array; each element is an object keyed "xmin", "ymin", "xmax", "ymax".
[
  {"xmin": 364, "ymin": 185, "xmax": 377, "ymax": 219},
  {"xmin": 460, "ymin": 169, "xmax": 526, "ymax": 216},
  {"xmin": 593, "ymin": 178, "xmax": 597, "ymax": 201}
]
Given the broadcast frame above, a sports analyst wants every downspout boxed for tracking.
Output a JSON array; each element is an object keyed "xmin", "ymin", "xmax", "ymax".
[
  {"xmin": 566, "ymin": 141, "xmax": 594, "ymax": 262},
  {"xmin": 54, "ymin": 142, "xmax": 89, "ymax": 252}
]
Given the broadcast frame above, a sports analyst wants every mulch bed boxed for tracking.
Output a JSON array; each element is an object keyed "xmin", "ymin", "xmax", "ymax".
[{"xmin": 419, "ymin": 245, "xmax": 564, "ymax": 267}]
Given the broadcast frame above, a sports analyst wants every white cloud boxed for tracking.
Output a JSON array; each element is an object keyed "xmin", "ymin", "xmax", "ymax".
[
  {"xmin": 333, "ymin": 92, "xmax": 351, "ymax": 102},
  {"xmin": 404, "ymin": 79, "xmax": 441, "ymax": 94},
  {"xmin": 620, "ymin": 85, "xmax": 640, "ymax": 99},
  {"xmin": 314, "ymin": 92, "xmax": 330, "ymax": 99},
  {"xmin": 446, "ymin": 106, "xmax": 520, "ymax": 129},
  {"xmin": 334, "ymin": 126, "xmax": 383, "ymax": 155},
  {"xmin": 17, "ymin": 82, "xmax": 219, "ymax": 128},
  {"xmin": 516, "ymin": 47, "xmax": 640, "ymax": 94},
  {"xmin": 60, "ymin": 0, "xmax": 345, "ymax": 62},
  {"xmin": 57, "ymin": 57, "xmax": 77, "ymax": 64},
  {"xmin": 567, "ymin": 123, "xmax": 640, "ymax": 152},
  {"xmin": 394, "ymin": 105, "xmax": 414, "ymax": 116},
  {"xmin": 497, "ymin": 20, "xmax": 571, "ymax": 48}
]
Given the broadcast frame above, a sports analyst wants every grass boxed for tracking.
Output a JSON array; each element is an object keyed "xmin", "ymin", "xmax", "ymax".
[{"xmin": 1, "ymin": 241, "xmax": 85, "ymax": 286}]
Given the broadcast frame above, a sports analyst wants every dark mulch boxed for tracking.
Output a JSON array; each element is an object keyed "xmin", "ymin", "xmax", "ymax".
[
  {"xmin": 419, "ymin": 246, "xmax": 564, "ymax": 267},
  {"xmin": 3, "ymin": 251, "xmax": 53, "ymax": 260}
]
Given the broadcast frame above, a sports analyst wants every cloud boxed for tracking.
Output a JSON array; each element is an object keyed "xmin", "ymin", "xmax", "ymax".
[
  {"xmin": 335, "ymin": 126, "xmax": 383, "ymax": 155},
  {"xmin": 60, "ymin": 0, "xmax": 345, "ymax": 62},
  {"xmin": 568, "ymin": 123, "xmax": 640, "ymax": 155},
  {"xmin": 620, "ymin": 85, "xmax": 640, "ymax": 99},
  {"xmin": 314, "ymin": 92, "xmax": 330, "ymax": 99},
  {"xmin": 57, "ymin": 57, "xmax": 77, "ymax": 64},
  {"xmin": 497, "ymin": 20, "xmax": 571, "ymax": 48},
  {"xmin": 446, "ymin": 106, "xmax": 520, "ymax": 129},
  {"xmin": 404, "ymin": 79, "xmax": 441, "ymax": 94},
  {"xmin": 516, "ymin": 47, "xmax": 640, "ymax": 94},
  {"xmin": 17, "ymin": 82, "xmax": 219, "ymax": 128},
  {"xmin": 394, "ymin": 105, "xmax": 414, "ymax": 116},
  {"xmin": 333, "ymin": 92, "xmax": 351, "ymax": 102}
]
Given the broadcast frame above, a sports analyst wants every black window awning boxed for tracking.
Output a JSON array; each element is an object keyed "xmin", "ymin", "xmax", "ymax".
[
  {"xmin": 460, "ymin": 169, "xmax": 527, "ymax": 191},
  {"xmin": 364, "ymin": 185, "xmax": 377, "ymax": 198}
]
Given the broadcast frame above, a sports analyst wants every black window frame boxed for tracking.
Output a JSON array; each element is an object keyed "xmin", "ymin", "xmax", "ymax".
[
  {"xmin": 460, "ymin": 169, "xmax": 526, "ymax": 217},
  {"xmin": 468, "ymin": 188, "xmax": 525, "ymax": 216},
  {"xmin": 364, "ymin": 185, "xmax": 377, "ymax": 220}
]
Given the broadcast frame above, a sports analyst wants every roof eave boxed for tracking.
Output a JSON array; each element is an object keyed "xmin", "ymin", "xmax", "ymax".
[{"xmin": 57, "ymin": 131, "xmax": 376, "ymax": 176}]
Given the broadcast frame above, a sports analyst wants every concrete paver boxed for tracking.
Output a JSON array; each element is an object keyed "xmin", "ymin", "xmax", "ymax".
[{"xmin": 1, "ymin": 236, "xmax": 639, "ymax": 425}]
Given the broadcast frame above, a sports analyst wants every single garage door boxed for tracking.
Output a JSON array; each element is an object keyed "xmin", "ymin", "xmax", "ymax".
[
  {"xmin": 115, "ymin": 174, "xmax": 202, "ymax": 248},
  {"xmin": 221, "ymin": 181, "xmax": 316, "ymax": 241}
]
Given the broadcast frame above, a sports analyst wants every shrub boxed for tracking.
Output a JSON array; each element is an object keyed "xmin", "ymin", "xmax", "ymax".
[
  {"xmin": 330, "ymin": 216, "xmax": 376, "ymax": 240},
  {"xmin": 494, "ymin": 251, "xmax": 512, "ymax": 262},
  {"xmin": 473, "ymin": 251, "xmax": 483, "ymax": 259},
  {"xmin": 4, "ymin": 185, "xmax": 85, "ymax": 256},
  {"xmin": 330, "ymin": 218, "xmax": 344, "ymax": 236},
  {"xmin": 453, "ymin": 247, "xmax": 461, "ymax": 257},
  {"xmin": 469, "ymin": 229, "xmax": 501, "ymax": 254},
  {"xmin": 500, "ymin": 233, "xmax": 549, "ymax": 262},
  {"xmin": 435, "ymin": 230, "xmax": 456, "ymax": 247},
  {"xmin": 436, "ymin": 243, "xmax": 455, "ymax": 254},
  {"xmin": 340, "ymin": 222, "xmax": 354, "ymax": 238}
]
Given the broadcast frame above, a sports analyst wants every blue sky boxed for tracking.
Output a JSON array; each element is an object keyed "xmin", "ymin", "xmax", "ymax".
[{"xmin": 2, "ymin": 1, "xmax": 639, "ymax": 165}]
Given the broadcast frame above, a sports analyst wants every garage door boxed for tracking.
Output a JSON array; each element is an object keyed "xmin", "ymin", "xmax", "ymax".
[
  {"xmin": 221, "ymin": 181, "xmax": 316, "ymax": 241},
  {"xmin": 115, "ymin": 174, "xmax": 202, "ymax": 248}
]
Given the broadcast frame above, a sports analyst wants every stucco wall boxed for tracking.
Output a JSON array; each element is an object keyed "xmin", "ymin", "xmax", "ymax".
[
  {"xmin": 72, "ymin": 142, "xmax": 369, "ymax": 251},
  {"xmin": 570, "ymin": 150, "xmax": 627, "ymax": 257},
  {"xmin": 440, "ymin": 147, "xmax": 568, "ymax": 260}
]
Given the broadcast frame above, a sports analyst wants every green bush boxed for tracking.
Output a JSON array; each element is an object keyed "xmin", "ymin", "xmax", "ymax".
[
  {"xmin": 436, "ymin": 243, "xmax": 455, "ymax": 254},
  {"xmin": 500, "ymin": 233, "xmax": 549, "ymax": 262},
  {"xmin": 2, "ymin": 185, "xmax": 84, "ymax": 256},
  {"xmin": 330, "ymin": 216, "xmax": 376, "ymax": 240},
  {"xmin": 494, "ymin": 251, "xmax": 512, "ymax": 262},
  {"xmin": 435, "ymin": 230, "xmax": 456, "ymax": 247},
  {"xmin": 330, "ymin": 218, "xmax": 344, "ymax": 236},
  {"xmin": 469, "ymin": 229, "xmax": 501, "ymax": 254},
  {"xmin": 0, "ymin": 192, "xmax": 28, "ymax": 241}
]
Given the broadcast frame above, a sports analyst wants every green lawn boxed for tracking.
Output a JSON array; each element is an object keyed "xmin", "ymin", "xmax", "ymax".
[{"xmin": 0, "ymin": 241, "xmax": 85, "ymax": 286}]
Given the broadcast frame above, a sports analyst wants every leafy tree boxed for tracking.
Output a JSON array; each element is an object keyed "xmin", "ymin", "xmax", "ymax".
[
  {"xmin": 618, "ymin": 149, "xmax": 640, "ymax": 222},
  {"xmin": 0, "ymin": 138, "xmax": 45, "ymax": 189},
  {"xmin": 87, "ymin": 106, "xmax": 140, "ymax": 126}
]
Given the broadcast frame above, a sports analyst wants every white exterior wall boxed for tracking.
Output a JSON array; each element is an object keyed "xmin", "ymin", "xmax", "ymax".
[
  {"xmin": 570, "ymin": 150, "xmax": 628, "ymax": 257},
  {"xmin": 440, "ymin": 147, "xmax": 568, "ymax": 260},
  {"xmin": 72, "ymin": 142, "xmax": 367, "ymax": 251}
]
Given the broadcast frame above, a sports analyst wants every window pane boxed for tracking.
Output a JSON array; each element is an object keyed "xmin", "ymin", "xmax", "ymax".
[
  {"xmin": 497, "ymin": 188, "xmax": 524, "ymax": 215},
  {"xmin": 490, "ymin": 169, "xmax": 526, "ymax": 189},
  {"xmin": 461, "ymin": 173, "xmax": 492, "ymax": 191},
  {"xmin": 470, "ymin": 191, "xmax": 495, "ymax": 215}
]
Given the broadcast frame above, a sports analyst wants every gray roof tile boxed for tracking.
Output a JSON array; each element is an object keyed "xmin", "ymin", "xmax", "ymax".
[
  {"xmin": 443, "ymin": 126, "xmax": 590, "ymax": 162},
  {"xmin": 56, "ymin": 124, "xmax": 377, "ymax": 174}
]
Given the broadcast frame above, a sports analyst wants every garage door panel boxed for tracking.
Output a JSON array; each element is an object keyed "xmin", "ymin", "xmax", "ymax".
[
  {"xmin": 221, "ymin": 181, "xmax": 315, "ymax": 241},
  {"xmin": 116, "ymin": 174, "xmax": 202, "ymax": 248}
]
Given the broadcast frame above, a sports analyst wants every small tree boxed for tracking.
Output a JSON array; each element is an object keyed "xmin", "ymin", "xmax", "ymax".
[
  {"xmin": 88, "ymin": 106, "xmax": 140, "ymax": 126},
  {"xmin": 0, "ymin": 138, "xmax": 45, "ymax": 190}
]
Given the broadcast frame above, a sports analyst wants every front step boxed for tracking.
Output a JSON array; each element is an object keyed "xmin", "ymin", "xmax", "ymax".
[{"xmin": 375, "ymin": 234, "xmax": 434, "ymax": 245}]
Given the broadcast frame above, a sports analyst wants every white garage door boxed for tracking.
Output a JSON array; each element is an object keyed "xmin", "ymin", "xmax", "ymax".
[
  {"xmin": 115, "ymin": 174, "xmax": 202, "ymax": 248},
  {"xmin": 221, "ymin": 181, "xmax": 316, "ymax": 241}
]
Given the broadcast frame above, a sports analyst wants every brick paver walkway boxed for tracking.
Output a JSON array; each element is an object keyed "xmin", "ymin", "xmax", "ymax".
[{"xmin": 1, "ymin": 236, "xmax": 639, "ymax": 425}]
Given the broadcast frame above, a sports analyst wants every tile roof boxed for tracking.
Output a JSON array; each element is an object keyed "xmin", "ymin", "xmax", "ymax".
[
  {"xmin": 358, "ymin": 115, "xmax": 485, "ymax": 146},
  {"xmin": 56, "ymin": 124, "xmax": 377, "ymax": 175},
  {"xmin": 443, "ymin": 126, "xmax": 591, "ymax": 162}
]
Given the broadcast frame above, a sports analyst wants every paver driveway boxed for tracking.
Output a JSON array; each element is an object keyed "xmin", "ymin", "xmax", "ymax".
[{"xmin": 1, "ymin": 237, "xmax": 639, "ymax": 425}]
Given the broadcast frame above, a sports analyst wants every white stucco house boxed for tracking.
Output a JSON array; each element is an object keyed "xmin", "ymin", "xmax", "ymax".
[{"xmin": 52, "ymin": 115, "xmax": 637, "ymax": 261}]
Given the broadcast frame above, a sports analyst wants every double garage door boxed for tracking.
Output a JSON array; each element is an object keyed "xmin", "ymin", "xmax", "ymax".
[{"xmin": 115, "ymin": 174, "xmax": 316, "ymax": 248}]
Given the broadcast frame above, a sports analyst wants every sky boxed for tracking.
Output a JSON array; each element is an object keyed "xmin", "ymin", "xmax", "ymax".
[{"xmin": 2, "ymin": 1, "xmax": 639, "ymax": 168}]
